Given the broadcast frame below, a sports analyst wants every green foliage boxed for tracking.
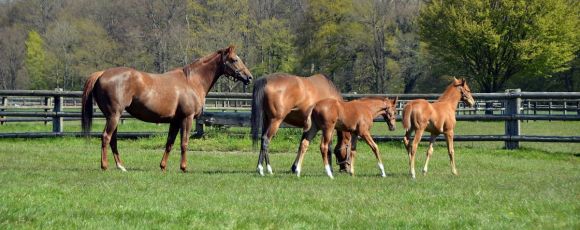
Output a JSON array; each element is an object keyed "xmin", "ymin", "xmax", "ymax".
[
  {"xmin": 24, "ymin": 30, "xmax": 46, "ymax": 89},
  {"xmin": 419, "ymin": 0, "xmax": 580, "ymax": 92},
  {"xmin": 1, "ymin": 0, "xmax": 579, "ymax": 92},
  {"xmin": 252, "ymin": 18, "xmax": 297, "ymax": 77}
]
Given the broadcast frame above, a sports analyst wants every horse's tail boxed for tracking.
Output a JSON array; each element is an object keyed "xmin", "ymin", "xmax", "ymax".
[
  {"xmin": 81, "ymin": 71, "xmax": 104, "ymax": 137},
  {"xmin": 402, "ymin": 103, "xmax": 412, "ymax": 132},
  {"xmin": 250, "ymin": 77, "xmax": 268, "ymax": 149}
]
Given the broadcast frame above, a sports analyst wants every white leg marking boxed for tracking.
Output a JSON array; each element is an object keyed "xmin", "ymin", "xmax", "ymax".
[
  {"xmin": 295, "ymin": 166, "xmax": 301, "ymax": 177},
  {"xmin": 257, "ymin": 164, "xmax": 264, "ymax": 176},
  {"xmin": 411, "ymin": 169, "xmax": 416, "ymax": 179},
  {"xmin": 267, "ymin": 164, "xmax": 273, "ymax": 175},
  {"xmin": 325, "ymin": 164, "xmax": 334, "ymax": 179},
  {"xmin": 116, "ymin": 164, "xmax": 127, "ymax": 172},
  {"xmin": 422, "ymin": 167, "xmax": 428, "ymax": 174},
  {"xmin": 378, "ymin": 163, "xmax": 386, "ymax": 177}
]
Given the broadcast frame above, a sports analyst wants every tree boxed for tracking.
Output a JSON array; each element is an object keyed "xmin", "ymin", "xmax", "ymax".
[
  {"xmin": 0, "ymin": 26, "xmax": 26, "ymax": 89},
  {"xmin": 25, "ymin": 30, "xmax": 47, "ymax": 89},
  {"xmin": 419, "ymin": 0, "xmax": 580, "ymax": 93}
]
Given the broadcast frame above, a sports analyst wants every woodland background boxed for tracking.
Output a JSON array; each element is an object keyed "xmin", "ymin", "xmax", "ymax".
[{"xmin": 0, "ymin": 0, "xmax": 578, "ymax": 93}]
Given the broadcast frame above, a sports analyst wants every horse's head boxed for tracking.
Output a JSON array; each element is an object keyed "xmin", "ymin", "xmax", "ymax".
[
  {"xmin": 220, "ymin": 45, "xmax": 253, "ymax": 85},
  {"xmin": 454, "ymin": 78, "xmax": 475, "ymax": 107},
  {"xmin": 381, "ymin": 97, "xmax": 398, "ymax": 131}
]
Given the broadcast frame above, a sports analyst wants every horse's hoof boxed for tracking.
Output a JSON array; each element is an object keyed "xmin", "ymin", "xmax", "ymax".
[
  {"xmin": 257, "ymin": 165, "xmax": 264, "ymax": 176},
  {"xmin": 267, "ymin": 165, "xmax": 273, "ymax": 175},
  {"xmin": 117, "ymin": 166, "xmax": 127, "ymax": 172},
  {"xmin": 291, "ymin": 164, "xmax": 297, "ymax": 173}
]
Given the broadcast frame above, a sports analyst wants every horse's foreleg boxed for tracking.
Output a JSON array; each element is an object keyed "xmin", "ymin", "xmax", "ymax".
[
  {"xmin": 160, "ymin": 122, "xmax": 180, "ymax": 172},
  {"xmin": 320, "ymin": 129, "xmax": 335, "ymax": 179},
  {"xmin": 360, "ymin": 132, "xmax": 386, "ymax": 177},
  {"xmin": 179, "ymin": 115, "xmax": 194, "ymax": 173},
  {"xmin": 101, "ymin": 115, "xmax": 120, "ymax": 171},
  {"xmin": 445, "ymin": 131, "xmax": 458, "ymax": 176},
  {"xmin": 422, "ymin": 134, "xmax": 437, "ymax": 175},
  {"xmin": 110, "ymin": 128, "xmax": 127, "ymax": 172},
  {"xmin": 409, "ymin": 129, "xmax": 424, "ymax": 179}
]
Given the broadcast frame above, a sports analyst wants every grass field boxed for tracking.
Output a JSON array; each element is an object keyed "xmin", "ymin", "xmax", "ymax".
[{"xmin": 0, "ymin": 121, "xmax": 579, "ymax": 229}]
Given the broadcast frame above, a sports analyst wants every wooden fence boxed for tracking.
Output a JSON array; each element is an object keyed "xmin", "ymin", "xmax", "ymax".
[{"xmin": 1, "ymin": 89, "xmax": 579, "ymax": 149}]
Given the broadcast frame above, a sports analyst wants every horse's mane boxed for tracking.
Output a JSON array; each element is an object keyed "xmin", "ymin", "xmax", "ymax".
[
  {"xmin": 182, "ymin": 51, "xmax": 220, "ymax": 77},
  {"xmin": 437, "ymin": 79, "xmax": 462, "ymax": 101},
  {"xmin": 356, "ymin": 96, "xmax": 388, "ymax": 101}
]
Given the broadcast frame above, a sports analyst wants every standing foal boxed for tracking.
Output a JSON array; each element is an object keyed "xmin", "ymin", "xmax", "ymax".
[
  {"xmin": 293, "ymin": 97, "xmax": 398, "ymax": 179},
  {"xmin": 402, "ymin": 78, "xmax": 475, "ymax": 178}
]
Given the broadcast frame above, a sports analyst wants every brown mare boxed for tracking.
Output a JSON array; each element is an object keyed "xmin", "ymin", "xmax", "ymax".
[
  {"xmin": 250, "ymin": 73, "xmax": 352, "ymax": 176},
  {"xmin": 81, "ymin": 46, "xmax": 253, "ymax": 172},
  {"xmin": 402, "ymin": 78, "xmax": 475, "ymax": 179},
  {"xmin": 293, "ymin": 97, "xmax": 397, "ymax": 178}
]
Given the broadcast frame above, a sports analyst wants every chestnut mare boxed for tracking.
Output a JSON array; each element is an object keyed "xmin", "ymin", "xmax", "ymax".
[
  {"xmin": 402, "ymin": 78, "xmax": 474, "ymax": 179},
  {"xmin": 294, "ymin": 97, "xmax": 398, "ymax": 178},
  {"xmin": 82, "ymin": 46, "xmax": 253, "ymax": 172},
  {"xmin": 250, "ymin": 73, "xmax": 351, "ymax": 176}
]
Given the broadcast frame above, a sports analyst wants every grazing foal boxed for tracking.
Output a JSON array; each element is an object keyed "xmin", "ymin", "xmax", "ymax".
[
  {"xmin": 402, "ymin": 78, "xmax": 475, "ymax": 178},
  {"xmin": 293, "ymin": 97, "xmax": 398, "ymax": 179}
]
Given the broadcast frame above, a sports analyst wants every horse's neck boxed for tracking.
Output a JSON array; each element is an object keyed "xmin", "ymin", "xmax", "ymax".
[
  {"xmin": 347, "ymin": 99, "xmax": 385, "ymax": 118},
  {"xmin": 187, "ymin": 53, "xmax": 222, "ymax": 97},
  {"xmin": 436, "ymin": 85, "xmax": 461, "ymax": 109}
]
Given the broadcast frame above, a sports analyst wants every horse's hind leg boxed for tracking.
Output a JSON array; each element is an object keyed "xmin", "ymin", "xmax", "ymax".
[
  {"xmin": 178, "ymin": 115, "xmax": 194, "ymax": 172},
  {"xmin": 445, "ymin": 131, "xmax": 458, "ymax": 176},
  {"xmin": 422, "ymin": 134, "xmax": 437, "ymax": 175},
  {"xmin": 101, "ymin": 114, "xmax": 121, "ymax": 171},
  {"xmin": 160, "ymin": 122, "xmax": 180, "ymax": 172},
  {"xmin": 257, "ymin": 118, "xmax": 283, "ymax": 175},
  {"xmin": 110, "ymin": 127, "xmax": 127, "ymax": 172},
  {"xmin": 319, "ymin": 128, "xmax": 335, "ymax": 179},
  {"xmin": 409, "ymin": 128, "xmax": 425, "ymax": 179},
  {"xmin": 292, "ymin": 127, "xmax": 318, "ymax": 177}
]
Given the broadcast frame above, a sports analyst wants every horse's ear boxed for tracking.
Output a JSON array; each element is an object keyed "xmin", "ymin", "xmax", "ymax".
[
  {"xmin": 226, "ymin": 45, "xmax": 236, "ymax": 54},
  {"xmin": 461, "ymin": 78, "xmax": 466, "ymax": 86},
  {"xmin": 393, "ymin": 96, "xmax": 398, "ymax": 106}
]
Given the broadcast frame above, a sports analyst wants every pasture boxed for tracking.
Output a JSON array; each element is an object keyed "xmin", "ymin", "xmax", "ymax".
[{"xmin": 0, "ymin": 121, "xmax": 578, "ymax": 229}]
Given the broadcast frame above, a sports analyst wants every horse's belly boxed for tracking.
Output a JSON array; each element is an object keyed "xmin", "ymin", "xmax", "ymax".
[
  {"xmin": 125, "ymin": 101, "xmax": 176, "ymax": 123},
  {"xmin": 425, "ymin": 121, "xmax": 442, "ymax": 134}
]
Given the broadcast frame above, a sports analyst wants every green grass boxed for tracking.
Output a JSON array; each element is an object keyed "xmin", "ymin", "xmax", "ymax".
[{"xmin": 0, "ymin": 127, "xmax": 578, "ymax": 229}]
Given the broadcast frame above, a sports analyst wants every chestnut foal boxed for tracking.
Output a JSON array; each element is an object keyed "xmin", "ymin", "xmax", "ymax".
[
  {"xmin": 293, "ymin": 97, "xmax": 398, "ymax": 179},
  {"xmin": 402, "ymin": 78, "xmax": 475, "ymax": 179}
]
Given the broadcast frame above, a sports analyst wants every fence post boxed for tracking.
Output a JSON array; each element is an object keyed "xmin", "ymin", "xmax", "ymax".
[
  {"xmin": 193, "ymin": 117, "xmax": 204, "ymax": 138},
  {"xmin": 0, "ymin": 97, "xmax": 6, "ymax": 125},
  {"xmin": 504, "ymin": 89, "xmax": 521, "ymax": 150},
  {"xmin": 44, "ymin": 97, "xmax": 51, "ymax": 125},
  {"xmin": 53, "ymin": 88, "xmax": 63, "ymax": 133}
]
